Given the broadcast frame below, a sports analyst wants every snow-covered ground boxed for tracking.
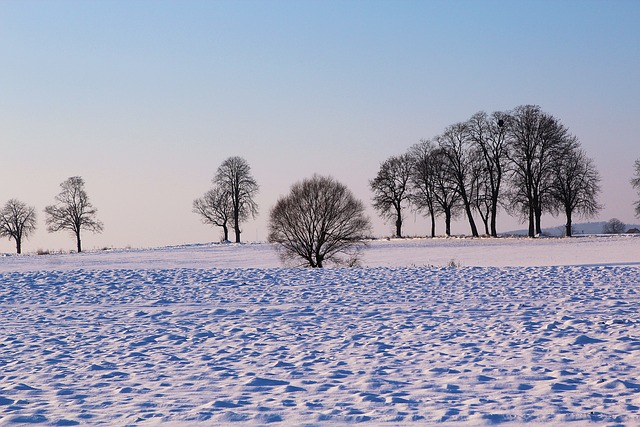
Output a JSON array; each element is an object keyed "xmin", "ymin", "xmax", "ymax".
[{"xmin": 1, "ymin": 236, "xmax": 639, "ymax": 425}]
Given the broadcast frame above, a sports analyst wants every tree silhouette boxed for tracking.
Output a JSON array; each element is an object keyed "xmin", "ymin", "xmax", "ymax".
[
  {"xmin": 0, "ymin": 199, "xmax": 37, "ymax": 254},
  {"xmin": 193, "ymin": 186, "xmax": 233, "ymax": 242},
  {"xmin": 44, "ymin": 176, "xmax": 103, "ymax": 252},
  {"xmin": 370, "ymin": 154, "xmax": 412, "ymax": 238},
  {"xmin": 214, "ymin": 157, "xmax": 259, "ymax": 243},
  {"xmin": 269, "ymin": 175, "xmax": 371, "ymax": 268}
]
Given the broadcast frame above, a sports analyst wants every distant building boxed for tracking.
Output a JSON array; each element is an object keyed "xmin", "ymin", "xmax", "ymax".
[{"xmin": 627, "ymin": 228, "xmax": 640, "ymax": 234}]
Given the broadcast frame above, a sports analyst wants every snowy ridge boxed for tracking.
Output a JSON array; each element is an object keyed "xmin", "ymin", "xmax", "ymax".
[{"xmin": 1, "ymin": 234, "xmax": 639, "ymax": 272}]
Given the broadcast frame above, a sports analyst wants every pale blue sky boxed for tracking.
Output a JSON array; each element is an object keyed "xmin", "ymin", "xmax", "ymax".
[{"xmin": 1, "ymin": 0, "xmax": 639, "ymax": 251}]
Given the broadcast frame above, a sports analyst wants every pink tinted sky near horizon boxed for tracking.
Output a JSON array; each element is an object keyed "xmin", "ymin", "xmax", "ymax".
[{"xmin": 0, "ymin": 0, "xmax": 639, "ymax": 252}]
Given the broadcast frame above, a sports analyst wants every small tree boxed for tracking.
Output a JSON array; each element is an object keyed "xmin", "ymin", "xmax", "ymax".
[
  {"xmin": 466, "ymin": 110, "xmax": 510, "ymax": 237},
  {"xmin": 193, "ymin": 186, "xmax": 233, "ymax": 242},
  {"xmin": 437, "ymin": 123, "xmax": 481, "ymax": 237},
  {"xmin": 370, "ymin": 154, "xmax": 412, "ymax": 237},
  {"xmin": 549, "ymin": 145, "xmax": 602, "ymax": 237},
  {"xmin": 408, "ymin": 140, "xmax": 438, "ymax": 237},
  {"xmin": 268, "ymin": 175, "xmax": 371, "ymax": 268},
  {"xmin": 632, "ymin": 159, "xmax": 640, "ymax": 218},
  {"xmin": 0, "ymin": 199, "xmax": 37, "ymax": 254},
  {"xmin": 214, "ymin": 156, "xmax": 259, "ymax": 243},
  {"xmin": 603, "ymin": 218, "xmax": 626, "ymax": 234},
  {"xmin": 44, "ymin": 176, "xmax": 103, "ymax": 253}
]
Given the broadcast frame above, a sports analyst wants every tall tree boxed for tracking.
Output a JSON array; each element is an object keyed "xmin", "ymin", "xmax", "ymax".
[
  {"xmin": 214, "ymin": 156, "xmax": 259, "ymax": 243},
  {"xmin": 430, "ymin": 148, "xmax": 462, "ymax": 236},
  {"xmin": 193, "ymin": 186, "xmax": 233, "ymax": 242},
  {"xmin": 549, "ymin": 144, "xmax": 602, "ymax": 237},
  {"xmin": 437, "ymin": 123, "xmax": 480, "ymax": 237},
  {"xmin": 506, "ymin": 105, "xmax": 572, "ymax": 237},
  {"xmin": 370, "ymin": 154, "xmax": 413, "ymax": 238},
  {"xmin": 44, "ymin": 176, "xmax": 103, "ymax": 253},
  {"xmin": 0, "ymin": 199, "xmax": 37, "ymax": 254},
  {"xmin": 408, "ymin": 140, "xmax": 438, "ymax": 237},
  {"xmin": 632, "ymin": 159, "xmax": 640, "ymax": 218},
  {"xmin": 268, "ymin": 175, "xmax": 371, "ymax": 268},
  {"xmin": 471, "ymin": 166, "xmax": 492, "ymax": 236},
  {"xmin": 466, "ymin": 111, "xmax": 510, "ymax": 237}
]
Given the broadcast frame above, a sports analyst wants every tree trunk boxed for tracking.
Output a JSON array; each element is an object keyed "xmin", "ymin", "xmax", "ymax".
[
  {"xmin": 565, "ymin": 209, "xmax": 573, "ymax": 237},
  {"xmin": 234, "ymin": 213, "xmax": 241, "ymax": 243},
  {"xmin": 16, "ymin": 238, "xmax": 22, "ymax": 255},
  {"xmin": 430, "ymin": 212, "xmax": 436, "ymax": 238},
  {"xmin": 535, "ymin": 205, "xmax": 543, "ymax": 236},
  {"xmin": 222, "ymin": 224, "xmax": 229, "ymax": 242},
  {"xmin": 444, "ymin": 209, "xmax": 452, "ymax": 237},
  {"xmin": 490, "ymin": 195, "xmax": 498, "ymax": 237},
  {"xmin": 395, "ymin": 205, "xmax": 402, "ymax": 238},
  {"xmin": 528, "ymin": 205, "xmax": 535, "ymax": 238},
  {"xmin": 462, "ymin": 198, "xmax": 479, "ymax": 237},
  {"xmin": 76, "ymin": 232, "xmax": 82, "ymax": 253}
]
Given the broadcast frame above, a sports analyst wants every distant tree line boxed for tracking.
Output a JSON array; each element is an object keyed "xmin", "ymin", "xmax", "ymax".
[
  {"xmin": 370, "ymin": 105, "xmax": 604, "ymax": 238},
  {"xmin": 3, "ymin": 108, "xmax": 638, "ymax": 263}
]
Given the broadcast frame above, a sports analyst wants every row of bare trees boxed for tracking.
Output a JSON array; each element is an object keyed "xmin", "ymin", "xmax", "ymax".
[
  {"xmin": 0, "ymin": 176, "xmax": 103, "ymax": 254},
  {"xmin": 370, "ymin": 105, "xmax": 603, "ymax": 238}
]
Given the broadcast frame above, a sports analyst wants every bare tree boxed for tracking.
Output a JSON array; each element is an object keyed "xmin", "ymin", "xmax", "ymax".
[
  {"xmin": 214, "ymin": 156, "xmax": 259, "ymax": 243},
  {"xmin": 0, "ymin": 199, "xmax": 37, "ymax": 254},
  {"xmin": 430, "ymin": 148, "xmax": 462, "ymax": 236},
  {"xmin": 506, "ymin": 105, "xmax": 572, "ymax": 237},
  {"xmin": 603, "ymin": 218, "xmax": 626, "ymax": 234},
  {"xmin": 193, "ymin": 186, "xmax": 233, "ymax": 242},
  {"xmin": 44, "ymin": 176, "xmax": 103, "ymax": 253},
  {"xmin": 370, "ymin": 154, "xmax": 412, "ymax": 237},
  {"xmin": 268, "ymin": 175, "xmax": 371, "ymax": 268},
  {"xmin": 437, "ymin": 123, "xmax": 480, "ymax": 237},
  {"xmin": 466, "ymin": 111, "xmax": 510, "ymax": 236},
  {"xmin": 408, "ymin": 140, "xmax": 438, "ymax": 237},
  {"xmin": 632, "ymin": 159, "xmax": 640, "ymax": 218},
  {"xmin": 471, "ymin": 168, "xmax": 492, "ymax": 236},
  {"xmin": 550, "ymin": 145, "xmax": 602, "ymax": 237}
]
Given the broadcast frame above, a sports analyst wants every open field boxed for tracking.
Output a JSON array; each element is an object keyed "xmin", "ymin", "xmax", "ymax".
[{"xmin": 0, "ymin": 236, "xmax": 639, "ymax": 426}]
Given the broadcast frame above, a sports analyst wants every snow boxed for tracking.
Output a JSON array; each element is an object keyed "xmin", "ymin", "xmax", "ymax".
[{"xmin": 0, "ymin": 235, "xmax": 639, "ymax": 425}]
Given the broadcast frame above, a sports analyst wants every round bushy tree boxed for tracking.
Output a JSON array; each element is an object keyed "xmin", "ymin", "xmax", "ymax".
[{"xmin": 268, "ymin": 175, "xmax": 371, "ymax": 268}]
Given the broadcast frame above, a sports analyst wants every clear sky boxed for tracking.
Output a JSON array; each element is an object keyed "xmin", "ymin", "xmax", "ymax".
[{"xmin": 1, "ymin": 0, "xmax": 639, "ymax": 252}]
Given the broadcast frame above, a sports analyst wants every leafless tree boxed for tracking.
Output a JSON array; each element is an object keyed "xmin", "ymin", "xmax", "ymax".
[
  {"xmin": 506, "ymin": 105, "xmax": 572, "ymax": 237},
  {"xmin": 0, "ymin": 199, "xmax": 37, "ymax": 254},
  {"xmin": 214, "ymin": 156, "xmax": 259, "ymax": 243},
  {"xmin": 603, "ymin": 218, "xmax": 626, "ymax": 234},
  {"xmin": 632, "ymin": 159, "xmax": 640, "ymax": 218},
  {"xmin": 408, "ymin": 140, "xmax": 438, "ymax": 237},
  {"xmin": 370, "ymin": 154, "xmax": 412, "ymax": 237},
  {"xmin": 193, "ymin": 186, "xmax": 233, "ymax": 242},
  {"xmin": 268, "ymin": 175, "xmax": 371, "ymax": 268},
  {"xmin": 437, "ymin": 123, "xmax": 481, "ymax": 237},
  {"xmin": 549, "ymin": 144, "xmax": 602, "ymax": 237},
  {"xmin": 44, "ymin": 176, "xmax": 103, "ymax": 253},
  {"xmin": 466, "ymin": 111, "xmax": 510, "ymax": 236},
  {"xmin": 430, "ymin": 148, "xmax": 462, "ymax": 236},
  {"xmin": 471, "ymin": 168, "xmax": 492, "ymax": 236}
]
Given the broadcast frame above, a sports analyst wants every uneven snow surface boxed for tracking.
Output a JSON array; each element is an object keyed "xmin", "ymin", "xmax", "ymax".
[{"xmin": 0, "ymin": 237, "xmax": 639, "ymax": 426}]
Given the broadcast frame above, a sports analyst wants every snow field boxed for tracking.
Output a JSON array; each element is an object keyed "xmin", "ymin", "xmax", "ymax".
[{"xmin": 1, "ymin": 262, "xmax": 640, "ymax": 425}]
